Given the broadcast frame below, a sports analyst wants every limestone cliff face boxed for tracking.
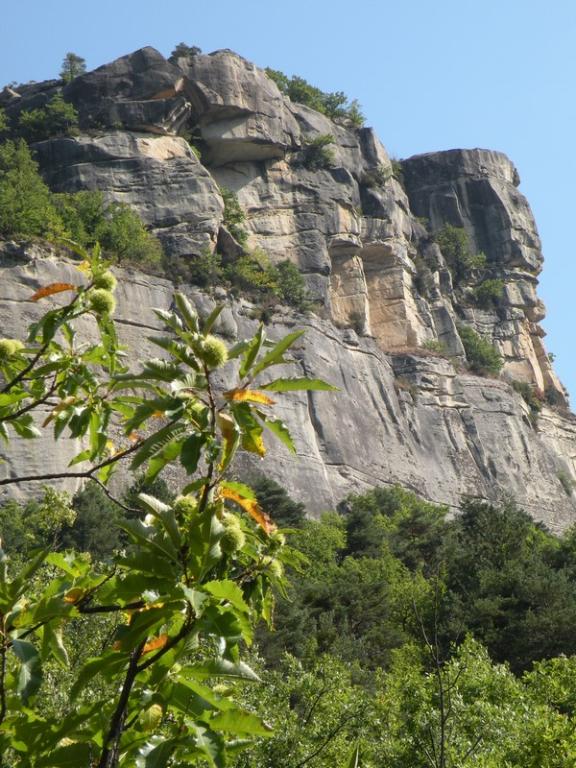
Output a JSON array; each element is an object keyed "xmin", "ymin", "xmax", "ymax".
[{"xmin": 1, "ymin": 47, "xmax": 575, "ymax": 530}]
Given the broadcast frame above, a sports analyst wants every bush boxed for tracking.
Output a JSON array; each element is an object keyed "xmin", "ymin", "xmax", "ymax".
[
  {"xmin": 472, "ymin": 278, "xmax": 505, "ymax": 308},
  {"xmin": 511, "ymin": 380, "xmax": 543, "ymax": 416},
  {"xmin": 52, "ymin": 189, "xmax": 107, "ymax": 245},
  {"xmin": 435, "ymin": 224, "xmax": 486, "ymax": 284},
  {"xmin": 362, "ymin": 163, "xmax": 392, "ymax": 188},
  {"xmin": 169, "ymin": 42, "xmax": 202, "ymax": 61},
  {"xmin": 302, "ymin": 133, "xmax": 335, "ymax": 171},
  {"xmin": 18, "ymin": 93, "xmax": 79, "ymax": 142},
  {"xmin": 276, "ymin": 260, "xmax": 312, "ymax": 310},
  {"xmin": 0, "ymin": 139, "xmax": 63, "ymax": 237},
  {"xmin": 95, "ymin": 202, "xmax": 163, "ymax": 269},
  {"xmin": 0, "ymin": 108, "xmax": 8, "ymax": 137},
  {"xmin": 458, "ymin": 324, "xmax": 503, "ymax": 376},
  {"xmin": 265, "ymin": 68, "xmax": 365, "ymax": 125},
  {"xmin": 220, "ymin": 186, "xmax": 249, "ymax": 246}
]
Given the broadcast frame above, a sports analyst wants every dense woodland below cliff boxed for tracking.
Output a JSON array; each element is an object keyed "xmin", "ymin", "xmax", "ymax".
[{"xmin": 1, "ymin": 45, "xmax": 576, "ymax": 766}]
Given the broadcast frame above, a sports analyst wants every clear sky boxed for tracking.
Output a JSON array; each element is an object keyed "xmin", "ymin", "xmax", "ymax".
[{"xmin": 2, "ymin": 0, "xmax": 575, "ymax": 398}]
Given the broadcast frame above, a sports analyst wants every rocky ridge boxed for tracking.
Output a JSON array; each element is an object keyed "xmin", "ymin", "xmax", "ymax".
[{"xmin": 1, "ymin": 46, "xmax": 575, "ymax": 530}]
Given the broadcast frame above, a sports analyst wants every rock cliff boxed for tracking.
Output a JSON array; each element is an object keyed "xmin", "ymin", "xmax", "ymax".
[{"xmin": 1, "ymin": 46, "xmax": 575, "ymax": 531}]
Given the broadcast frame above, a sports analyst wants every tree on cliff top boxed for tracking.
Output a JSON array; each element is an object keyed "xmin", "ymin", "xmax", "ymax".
[{"xmin": 60, "ymin": 52, "xmax": 86, "ymax": 82}]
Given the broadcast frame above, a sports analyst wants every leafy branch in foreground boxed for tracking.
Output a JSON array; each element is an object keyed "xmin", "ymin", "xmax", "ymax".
[{"xmin": 0, "ymin": 245, "xmax": 335, "ymax": 766}]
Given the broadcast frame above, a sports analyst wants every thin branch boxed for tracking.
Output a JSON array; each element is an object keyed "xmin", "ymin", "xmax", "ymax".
[
  {"xmin": 292, "ymin": 711, "xmax": 361, "ymax": 768},
  {"xmin": 0, "ymin": 440, "xmax": 142, "ymax": 488},
  {"xmin": 1, "ymin": 377, "xmax": 58, "ymax": 422},
  {"xmin": 98, "ymin": 641, "xmax": 145, "ymax": 768}
]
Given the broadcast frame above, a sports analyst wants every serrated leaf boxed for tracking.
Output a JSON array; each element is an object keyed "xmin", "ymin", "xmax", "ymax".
[
  {"xmin": 30, "ymin": 283, "xmax": 77, "ymax": 302},
  {"xmin": 210, "ymin": 707, "xmax": 273, "ymax": 737},
  {"xmin": 261, "ymin": 377, "xmax": 338, "ymax": 392},
  {"xmin": 239, "ymin": 325, "xmax": 265, "ymax": 378},
  {"xmin": 12, "ymin": 639, "xmax": 42, "ymax": 702},
  {"xmin": 223, "ymin": 389, "xmax": 275, "ymax": 405},
  {"xmin": 201, "ymin": 305, "xmax": 224, "ymax": 334},
  {"xmin": 131, "ymin": 422, "xmax": 187, "ymax": 471},
  {"xmin": 180, "ymin": 433, "xmax": 205, "ymax": 475},
  {"xmin": 251, "ymin": 330, "xmax": 304, "ymax": 376},
  {"xmin": 174, "ymin": 292, "xmax": 199, "ymax": 332},
  {"xmin": 263, "ymin": 418, "xmax": 296, "ymax": 453},
  {"xmin": 203, "ymin": 580, "xmax": 249, "ymax": 614}
]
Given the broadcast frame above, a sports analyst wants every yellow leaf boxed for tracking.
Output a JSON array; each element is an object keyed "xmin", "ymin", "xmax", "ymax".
[
  {"xmin": 219, "ymin": 487, "xmax": 276, "ymax": 534},
  {"xmin": 75, "ymin": 260, "xmax": 92, "ymax": 274},
  {"xmin": 64, "ymin": 587, "xmax": 85, "ymax": 604},
  {"xmin": 224, "ymin": 389, "xmax": 276, "ymax": 406},
  {"xmin": 42, "ymin": 396, "xmax": 77, "ymax": 427},
  {"xmin": 142, "ymin": 633, "xmax": 169, "ymax": 655},
  {"xmin": 30, "ymin": 283, "xmax": 77, "ymax": 302}
]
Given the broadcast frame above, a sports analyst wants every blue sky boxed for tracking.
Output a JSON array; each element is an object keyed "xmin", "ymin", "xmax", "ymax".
[{"xmin": 2, "ymin": 0, "xmax": 575, "ymax": 398}]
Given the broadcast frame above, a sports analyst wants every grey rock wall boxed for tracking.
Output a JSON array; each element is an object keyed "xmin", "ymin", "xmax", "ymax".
[{"xmin": 1, "ymin": 46, "xmax": 575, "ymax": 529}]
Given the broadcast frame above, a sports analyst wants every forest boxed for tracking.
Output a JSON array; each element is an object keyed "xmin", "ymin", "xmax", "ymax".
[{"xmin": 1, "ymin": 251, "xmax": 576, "ymax": 767}]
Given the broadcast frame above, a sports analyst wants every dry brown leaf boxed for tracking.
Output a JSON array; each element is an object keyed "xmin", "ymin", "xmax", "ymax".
[
  {"xmin": 219, "ymin": 487, "xmax": 276, "ymax": 534},
  {"xmin": 30, "ymin": 283, "xmax": 77, "ymax": 302}
]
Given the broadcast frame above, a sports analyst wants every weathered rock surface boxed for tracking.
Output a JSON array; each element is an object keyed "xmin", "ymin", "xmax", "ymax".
[
  {"xmin": 1, "ymin": 46, "xmax": 575, "ymax": 529},
  {"xmin": 1, "ymin": 248, "xmax": 575, "ymax": 532}
]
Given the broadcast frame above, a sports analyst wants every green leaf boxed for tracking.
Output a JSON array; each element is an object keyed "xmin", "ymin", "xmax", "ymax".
[
  {"xmin": 12, "ymin": 639, "xmax": 42, "ymax": 702},
  {"xmin": 174, "ymin": 292, "xmax": 199, "ymax": 332},
  {"xmin": 261, "ymin": 377, "xmax": 338, "ymax": 392},
  {"xmin": 239, "ymin": 324, "xmax": 265, "ymax": 378},
  {"xmin": 185, "ymin": 658, "xmax": 261, "ymax": 683},
  {"xmin": 203, "ymin": 580, "xmax": 249, "ymax": 614},
  {"xmin": 263, "ymin": 418, "xmax": 296, "ymax": 453},
  {"xmin": 209, "ymin": 707, "xmax": 273, "ymax": 737},
  {"xmin": 202, "ymin": 305, "xmax": 224, "ymax": 334},
  {"xmin": 131, "ymin": 421, "xmax": 188, "ymax": 471},
  {"xmin": 40, "ymin": 623, "xmax": 69, "ymax": 668},
  {"xmin": 251, "ymin": 330, "xmax": 304, "ymax": 376},
  {"xmin": 36, "ymin": 742, "xmax": 93, "ymax": 767},
  {"xmin": 180, "ymin": 433, "xmax": 205, "ymax": 475}
]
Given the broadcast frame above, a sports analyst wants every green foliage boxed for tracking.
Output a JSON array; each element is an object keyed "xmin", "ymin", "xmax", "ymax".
[
  {"xmin": 0, "ymin": 139, "xmax": 63, "ymax": 237},
  {"xmin": 511, "ymin": 379, "xmax": 543, "ymax": 423},
  {"xmin": 362, "ymin": 163, "xmax": 392, "ymax": 187},
  {"xmin": 174, "ymin": 247, "xmax": 223, "ymax": 288},
  {"xmin": 472, "ymin": 277, "xmax": 505, "ymax": 308},
  {"xmin": 422, "ymin": 339, "xmax": 448, "ymax": 354},
  {"xmin": 435, "ymin": 224, "xmax": 487, "ymax": 284},
  {"xmin": 0, "ymin": 250, "xmax": 334, "ymax": 766},
  {"xmin": 60, "ymin": 52, "xmax": 86, "ymax": 83},
  {"xmin": 18, "ymin": 93, "xmax": 79, "ymax": 142},
  {"xmin": 0, "ymin": 108, "xmax": 8, "ymax": 136},
  {"xmin": 220, "ymin": 186, "xmax": 249, "ymax": 246},
  {"xmin": 302, "ymin": 133, "xmax": 335, "ymax": 170},
  {"xmin": 458, "ymin": 324, "xmax": 503, "ymax": 376},
  {"xmin": 169, "ymin": 42, "xmax": 202, "ymax": 61},
  {"xmin": 225, "ymin": 251, "xmax": 312, "ymax": 312},
  {"xmin": 265, "ymin": 68, "xmax": 365, "ymax": 125},
  {"xmin": 0, "ymin": 141, "xmax": 161, "ymax": 268},
  {"xmin": 95, "ymin": 202, "xmax": 163, "ymax": 269},
  {"xmin": 251, "ymin": 476, "xmax": 306, "ymax": 528}
]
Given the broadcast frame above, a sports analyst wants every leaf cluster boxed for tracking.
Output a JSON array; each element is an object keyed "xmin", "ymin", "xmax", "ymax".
[
  {"xmin": 265, "ymin": 68, "xmax": 365, "ymax": 126},
  {"xmin": 458, "ymin": 324, "xmax": 503, "ymax": 376}
]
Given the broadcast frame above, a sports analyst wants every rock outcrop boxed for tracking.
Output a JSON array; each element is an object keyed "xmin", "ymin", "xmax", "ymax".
[{"xmin": 1, "ymin": 46, "xmax": 575, "ymax": 530}]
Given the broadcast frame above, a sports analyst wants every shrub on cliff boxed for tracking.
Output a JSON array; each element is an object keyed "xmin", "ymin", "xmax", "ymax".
[
  {"xmin": 302, "ymin": 133, "xmax": 335, "ymax": 170},
  {"xmin": 458, "ymin": 324, "xmax": 503, "ymax": 376},
  {"xmin": 265, "ymin": 68, "xmax": 365, "ymax": 126},
  {"xmin": 0, "ymin": 139, "xmax": 62, "ymax": 237},
  {"xmin": 18, "ymin": 93, "xmax": 79, "ymax": 142},
  {"xmin": 60, "ymin": 52, "xmax": 86, "ymax": 83},
  {"xmin": 436, "ymin": 224, "xmax": 486, "ymax": 284}
]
